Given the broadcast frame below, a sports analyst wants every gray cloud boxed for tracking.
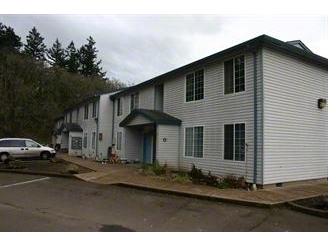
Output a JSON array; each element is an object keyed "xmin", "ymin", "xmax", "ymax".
[{"xmin": 1, "ymin": 14, "xmax": 328, "ymax": 85}]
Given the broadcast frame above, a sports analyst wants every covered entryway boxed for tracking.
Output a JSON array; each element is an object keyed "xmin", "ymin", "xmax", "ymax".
[
  {"xmin": 119, "ymin": 109, "xmax": 181, "ymax": 166},
  {"xmin": 55, "ymin": 123, "xmax": 83, "ymax": 156}
]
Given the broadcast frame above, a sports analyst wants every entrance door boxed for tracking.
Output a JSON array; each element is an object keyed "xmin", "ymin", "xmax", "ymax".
[{"xmin": 143, "ymin": 134, "xmax": 152, "ymax": 164}]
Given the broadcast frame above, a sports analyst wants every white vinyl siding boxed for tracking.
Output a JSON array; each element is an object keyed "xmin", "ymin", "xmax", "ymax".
[
  {"xmin": 262, "ymin": 47, "xmax": 328, "ymax": 184},
  {"xmin": 83, "ymin": 132, "xmax": 88, "ymax": 148},
  {"xmin": 156, "ymin": 125, "xmax": 180, "ymax": 169},
  {"xmin": 164, "ymin": 52, "xmax": 257, "ymax": 182},
  {"xmin": 117, "ymin": 131, "xmax": 122, "ymax": 150}
]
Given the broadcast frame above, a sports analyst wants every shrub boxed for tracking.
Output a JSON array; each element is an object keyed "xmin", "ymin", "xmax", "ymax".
[
  {"xmin": 204, "ymin": 171, "xmax": 219, "ymax": 186},
  {"xmin": 141, "ymin": 163, "xmax": 167, "ymax": 176},
  {"xmin": 189, "ymin": 164, "xmax": 205, "ymax": 184},
  {"xmin": 61, "ymin": 164, "xmax": 79, "ymax": 174}
]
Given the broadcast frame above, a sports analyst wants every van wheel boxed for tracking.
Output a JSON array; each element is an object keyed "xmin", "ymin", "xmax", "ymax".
[
  {"xmin": 41, "ymin": 152, "xmax": 50, "ymax": 160},
  {"xmin": 0, "ymin": 153, "xmax": 9, "ymax": 162}
]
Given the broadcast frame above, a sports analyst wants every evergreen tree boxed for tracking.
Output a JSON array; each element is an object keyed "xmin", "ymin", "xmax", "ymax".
[
  {"xmin": 24, "ymin": 27, "xmax": 47, "ymax": 61},
  {"xmin": 66, "ymin": 41, "xmax": 80, "ymax": 73},
  {"xmin": 0, "ymin": 23, "xmax": 22, "ymax": 52},
  {"xmin": 79, "ymin": 36, "xmax": 106, "ymax": 78},
  {"xmin": 47, "ymin": 38, "xmax": 67, "ymax": 67}
]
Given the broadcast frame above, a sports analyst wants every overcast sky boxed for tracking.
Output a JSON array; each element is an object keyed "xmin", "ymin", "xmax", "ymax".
[{"xmin": 1, "ymin": 2, "xmax": 328, "ymax": 85}]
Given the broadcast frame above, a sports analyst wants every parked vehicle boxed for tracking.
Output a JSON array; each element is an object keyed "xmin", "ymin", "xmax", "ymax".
[{"xmin": 0, "ymin": 138, "xmax": 56, "ymax": 162}]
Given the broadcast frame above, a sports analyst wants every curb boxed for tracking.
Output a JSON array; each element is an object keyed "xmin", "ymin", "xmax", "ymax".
[
  {"xmin": 0, "ymin": 169, "xmax": 78, "ymax": 179},
  {"xmin": 113, "ymin": 183, "xmax": 285, "ymax": 209},
  {"xmin": 286, "ymin": 199, "xmax": 328, "ymax": 219}
]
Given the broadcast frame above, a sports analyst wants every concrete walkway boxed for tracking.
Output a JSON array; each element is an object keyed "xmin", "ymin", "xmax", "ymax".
[{"xmin": 57, "ymin": 153, "xmax": 328, "ymax": 208}]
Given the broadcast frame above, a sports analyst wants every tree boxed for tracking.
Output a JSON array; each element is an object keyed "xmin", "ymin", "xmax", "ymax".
[
  {"xmin": 0, "ymin": 23, "xmax": 22, "ymax": 52},
  {"xmin": 79, "ymin": 36, "xmax": 106, "ymax": 78},
  {"xmin": 24, "ymin": 27, "xmax": 46, "ymax": 61},
  {"xmin": 46, "ymin": 38, "xmax": 67, "ymax": 67},
  {"xmin": 66, "ymin": 41, "xmax": 80, "ymax": 73}
]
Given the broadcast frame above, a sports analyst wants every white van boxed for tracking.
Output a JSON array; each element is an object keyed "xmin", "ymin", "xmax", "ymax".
[{"xmin": 0, "ymin": 138, "xmax": 56, "ymax": 162}]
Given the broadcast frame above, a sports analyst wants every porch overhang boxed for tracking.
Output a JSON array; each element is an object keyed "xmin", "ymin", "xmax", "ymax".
[
  {"xmin": 57, "ymin": 123, "xmax": 83, "ymax": 134},
  {"xmin": 119, "ymin": 109, "xmax": 182, "ymax": 127}
]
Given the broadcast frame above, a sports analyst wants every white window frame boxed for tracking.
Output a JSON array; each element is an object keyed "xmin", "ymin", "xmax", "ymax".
[
  {"xmin": 92, "ymin": 101, "xmax": 97, "ymax": 118},
  {"xmin": 117, "ymin": 131, "xmax": 122, "ymax": 150},
  {"xmin": 117, "ymin": 98, "xmax": 123, "ymax": 116},
  {"xmin": 185, "ymin": 69, "xmax": 205, "ymax": 103},
  {"xmin": 84, "ymin": 104, "xmax": 89, "ymax": 120},
  {"xmin": 184, "ymin": 126, "xmax": 204, "ymax": 158},
  {"xmin": 223, "ymin": 55, "xmax": 246, "ymax": 95},
  {"xmin": 91, "ymin": 131, "xmax": 96, "ymax": 150},
  {"xmin": 223, "ymin": 123, "xmax": 246, "ymax": 162},
  {"xmin": 130, "ymin": 92, "xmax": 139, "ymax": 112}
]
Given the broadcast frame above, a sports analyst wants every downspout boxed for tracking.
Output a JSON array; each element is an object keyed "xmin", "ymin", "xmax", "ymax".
[
  {"xmin": 252, "ymin": 48, "xmax": 258, "ymax": 190},
  {"xmin": 96, "ymin": 98, "xmax": 100, "ymax": 158},
  {"xmin": 111, "ymin": 96, "xmax": 115, "ymax": 156}
]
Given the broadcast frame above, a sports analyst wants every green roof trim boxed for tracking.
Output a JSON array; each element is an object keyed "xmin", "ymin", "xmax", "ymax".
[
  {"xmin": 119, "ymin": 109, "xmax": 182, "ymax": 127},
  {"xmin": 110, "ymin": 34, "xmax": 328, "ymax": 99}
]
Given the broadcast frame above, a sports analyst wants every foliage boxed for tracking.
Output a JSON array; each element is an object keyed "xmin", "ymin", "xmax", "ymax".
[
  {"xmin": 24, "ymin": 27, "xmax": 47, "ymax": 61},
  {"xmin": 46, "ymin": 38, "xmax": 67, "ymax": 67},
  {"xmin": 140, "ymin": 163, "xmax": 247, "ymax": 189},
  {"xmin": 66, "ymin": 41, "xmax": 80, "ymax": 73},
  {"xmin": 189, "ymin": 164, "xmax": 205, "ymax": 184},
  {"xmin": 0, "ymin": 23, "xmax": 22, "ymax": 52},
  {"xmin": 141, "ymin": 162, "xmax": 167, "ymax": 176},
  {"xmin": 0, "ymin": 23, "xmax": 126, "ymax": 142},
  {"xmin": 79, "ymin": 36, "xmax": 106, "ymax": 78}
]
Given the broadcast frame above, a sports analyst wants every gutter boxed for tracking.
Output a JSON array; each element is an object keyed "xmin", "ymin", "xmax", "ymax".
[{"xmin": 252, "ymin": 48, "xmax": 258, "ymax": 188}]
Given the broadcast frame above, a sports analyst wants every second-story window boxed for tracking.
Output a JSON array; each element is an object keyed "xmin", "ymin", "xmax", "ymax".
[
  {"xmin": 186, "ymin": 69, "xmax": 204, "ymax": 102},
  {"xmin": 224, "ymin": 55, "xmax": 245, "ymax": 94},
  {"xmin": 117, "ymin": 98, "xmax": 123, "ymax": 116},
  {"xmin": 130, "ymin": 92, "xmax": 139, "ymax": 112},
  {"xmin": 84, "ymin": 104, "xmax": 89, "ymax": 120},
  {"xmin": 92, "ymin": 101, "xmax": 97, "ymax": 118}
]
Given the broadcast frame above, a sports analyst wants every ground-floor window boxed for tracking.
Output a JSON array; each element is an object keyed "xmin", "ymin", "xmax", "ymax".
[
  {"xmin": 117, "ymin": 131, "xmax": 122, "ymax": 150},
  {"xmin": 185, "ymin": 126, "xmax": 203, "ymax": 158},
  {"xmin": 224, "ymin": 123, "xmax": 245, "ymax": 161},
  {"xmin": 83, "ymin": 132, "xmax": 88, "ymax": 148},
  {"xmin": 91, "ymin": 132, "xmax": 96, "ymax": 149}
]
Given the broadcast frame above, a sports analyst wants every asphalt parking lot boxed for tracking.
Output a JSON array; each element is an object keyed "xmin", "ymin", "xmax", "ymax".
[{"xmin": 0, "ymin": 172, "xmax": 328, "ymax": 232}]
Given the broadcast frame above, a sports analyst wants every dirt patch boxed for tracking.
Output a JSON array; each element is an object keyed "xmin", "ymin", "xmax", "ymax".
[
  {"xmin": 0, "ymin": 158, "xmax": 93, "ymax": 175},
  {"xmin": 294, "ymin": 195, "xmax": 328, "ymax": 211}
]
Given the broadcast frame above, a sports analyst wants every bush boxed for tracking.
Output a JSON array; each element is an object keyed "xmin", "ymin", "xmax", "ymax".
[
  {"xmin": 189, "ymin": 164, "xmax": 206, "ymax": 184},
  {"xmin": 141, "ymin": 163, "xmax": 167, "ymax": 176},
  {"xmin": 61, "ymin": 164, "xmax": 79, "ymax": 174}
]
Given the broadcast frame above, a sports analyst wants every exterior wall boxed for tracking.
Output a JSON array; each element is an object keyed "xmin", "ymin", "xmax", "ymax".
[
  {"xmin": 113, "ymin": 88, "xmax": 155, "ymax": 160},
  {"xmin": 80, "ymin": 101, "xmax": 97, "ymax": 158},
  {"xmin": 163, "ymin": 51, "xmax": 259, "ymax": 182},
  {"xmin": 124, "ymin": 127, "xmax": 142, "ymax": 162},
  {"xmin": 97, "ymin": 93, "xmax": 115, "ymax": 160},
  {"xmin": 262, "ymin": 47, "xmax": 328, "ymax": 184},
  {"xmin": 156, "ymin": 124, "xmax": 180, "ymax": 169},
  {"xmin": 68, "ymin": 131, "xmax": 82, "ymax": 156}
]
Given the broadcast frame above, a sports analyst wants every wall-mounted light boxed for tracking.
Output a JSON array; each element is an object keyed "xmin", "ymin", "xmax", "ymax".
[{"xmin": 318, "ymin": 98, "xmax": 326, "ymax": 109}]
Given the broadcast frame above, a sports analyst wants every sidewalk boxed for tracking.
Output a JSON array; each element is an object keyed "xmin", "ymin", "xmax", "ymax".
[{"xmin": 57, "ymin": 153, "xmax": 328, "ymax": 208}]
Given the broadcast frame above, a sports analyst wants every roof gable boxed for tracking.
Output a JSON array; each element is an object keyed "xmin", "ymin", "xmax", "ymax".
[{"xmin": 119, "ymin": 109, "xmax": 182, "ymax": 127}]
